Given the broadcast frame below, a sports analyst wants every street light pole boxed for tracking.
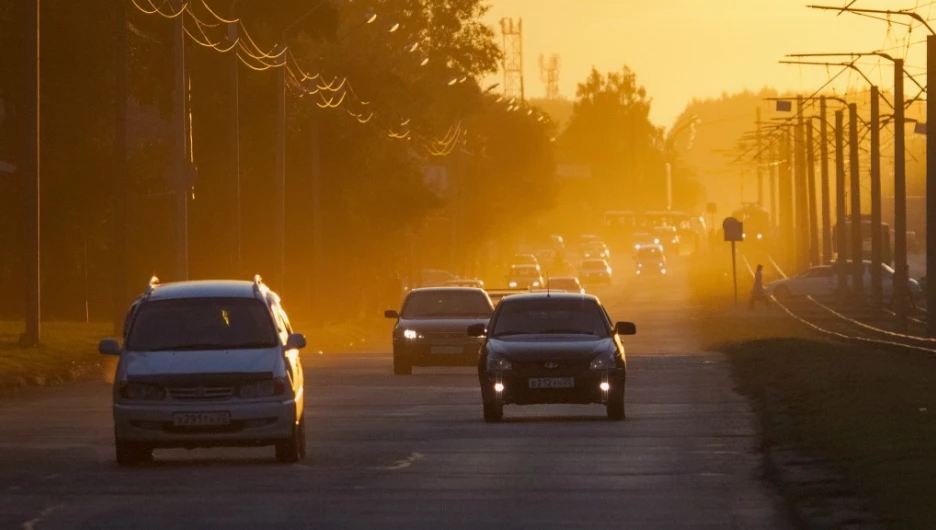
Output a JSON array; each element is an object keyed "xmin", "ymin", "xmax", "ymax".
[
  {"xmin": 171, "ymin": 0, "xmax": 189, "ymax": 282},
  {"xmin": 819, "ymin": 96, "xmax": 832, "ymax": 263},
  {"xmin": 893, "ymin": 57, "xmax": 909, "ymax": 330},
  {"xmin": 795, "ymin": 96, "xmax": 809, "ymax": 272},
  {"xmin": 928, "ymin": 35, "xmax": 936, "ymax": 337},
  {"xmin": 228, "ymin": 5, "xmax": 241, "ymax": 278},
  {"xmin": 274, "ymin": 51, "xmax": 286, "ymax": 291},
  {"xmin": 870, "ymin": 86, "xmax": 883, "ymax": 310},
  {"xmin": 806, "ymin": 119, "xmax": 819, "ymax": 266},
  {"xmin": 835, "ymin": 109, "xmax": 848, "ymax": 295},
  {"xmin": 114, "ymin": 0, "xmax": 128, "ymax": 335}
]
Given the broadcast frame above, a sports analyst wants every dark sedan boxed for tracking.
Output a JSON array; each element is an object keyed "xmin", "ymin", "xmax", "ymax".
[
  {"xmin": 385, "ymin": 288, "xmax": 494, "ymax": 375},
  {"xmin": 471, "ymin": 292, "xmax": 636, "ymax": 422}
]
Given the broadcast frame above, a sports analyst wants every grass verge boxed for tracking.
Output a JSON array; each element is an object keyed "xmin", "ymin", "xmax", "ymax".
[{"xmin": 699, "ymin": 304, "xmax": 936, "ymax": 528}]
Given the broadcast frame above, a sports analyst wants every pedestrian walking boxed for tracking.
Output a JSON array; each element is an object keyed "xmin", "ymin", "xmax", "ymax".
[{"xmin": 749, "ymin": 264, "xmax": 768, "ymax": 310}]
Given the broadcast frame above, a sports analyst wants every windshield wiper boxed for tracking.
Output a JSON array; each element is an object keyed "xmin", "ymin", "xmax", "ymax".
[{"xmin": 491, "ymin": 331, "xmax": 533, "ymax": 337}]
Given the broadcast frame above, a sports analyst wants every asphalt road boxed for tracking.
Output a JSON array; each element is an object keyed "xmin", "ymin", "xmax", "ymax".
[{"xmin": 0, "ymin": 260, "xmax": 795, "ymax": 529}]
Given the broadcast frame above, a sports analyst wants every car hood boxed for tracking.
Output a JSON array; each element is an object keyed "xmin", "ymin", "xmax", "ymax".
[
  {"xmin": 122, "ymin": 347, "xmax": 281, "ymax": 377},
  {"xmin": 488, "ymin": 336, "xmax": 613, "ymax": 361},
  {"xmin": 397, "ymin": 317, "xmax": 490, "ymax": 333}
]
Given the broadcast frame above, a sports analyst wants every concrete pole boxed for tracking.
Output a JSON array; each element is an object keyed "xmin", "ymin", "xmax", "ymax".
[
  {"xmin": 171, "ymin": 0, "xmax": 188, "ymax": 281},
  {"xmin": 893, "ymin": 58, "xmax": 908, "ymax": 330},
  {"xmin": 806, "ymin": 122, "xmax": 819, "ymax": 266},
  {"xmin": 756, "ymin": 107, "xmax": 763, "ymax": 207},
  {"xmin": 228, "ymin": 21, "xmax": 241, "ymax": 278},
  {"xmin": 779, "ymin": 127, "xmax": 795, "ymax": 270},
  {"xmin": 18, "ymin": 0, "xmax": 40, "ymax": 345},
  {"xmin": 114, "ymin": 0, "xmax": 128, "ymax": 334},
  {"xmin": 795, "ymin": 96, "xmax": 809, "ymax": 272},
  {"xmin": 848, "ymin": 103, "xmax": 864, "ymax": 302},
  {"xmin": 835, "ymin": 110, "xmax": 848, "ymax": 295},
  {"xmin": 819, "ymin": 96, "xmax": 832, "ymax": 263},
  {"xmin": 274, "ymin": 50, "xmax": 286, "ymax": 291},
  {"xmin": 870, "ymin": 86, "xmax": 883, "ymax": 310},
  {"xmin": 927, "ymin": 36, "xmax": 936, "ymax": 337}
]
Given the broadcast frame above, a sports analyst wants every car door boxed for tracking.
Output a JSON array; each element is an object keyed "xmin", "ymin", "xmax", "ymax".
[{"xmin": 802, "ymin": 267, "xmax": 834, "ymax": 297}]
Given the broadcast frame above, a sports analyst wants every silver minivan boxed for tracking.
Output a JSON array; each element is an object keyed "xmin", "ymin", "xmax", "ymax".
[{"xmin": 99, "ymin": 276, "xmax": 307, "ymax": 466}]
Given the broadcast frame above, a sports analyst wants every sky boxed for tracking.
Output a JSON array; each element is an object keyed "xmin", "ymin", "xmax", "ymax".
[{"xmin": 483, "ymin": 0, "xmax": 932, "ymax": 129}]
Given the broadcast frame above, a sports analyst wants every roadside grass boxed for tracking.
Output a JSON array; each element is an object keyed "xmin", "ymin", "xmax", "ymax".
[
  {"xmin": 0, "ymin": 320, "xmax": 111, "ymax": 388},
  {"xmin": 726, "ymin": 337, "xmax": 936, "ymax": 528}
]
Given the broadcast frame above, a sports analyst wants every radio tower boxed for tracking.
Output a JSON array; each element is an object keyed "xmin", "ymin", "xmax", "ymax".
[
  {"xmin": 500, "ymin": 17, "xmax": 524, "ymax": 101},
  {"xmin": 539, "ymin": 53, "xmax": 560, "ymax": 100}
]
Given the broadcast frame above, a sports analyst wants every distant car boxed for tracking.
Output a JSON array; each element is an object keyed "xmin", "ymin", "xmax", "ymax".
[
  {"xmin": 582, "ymin": 241, "xmax": 610, "ymax": 260},
  {"xmin": 486, "ymin": 289, "xmax": 528, "ymax": 306},
  {"xmin": 472, "ymin": 292, "xmax": 636, "ymax": 422},
  {"xmin": 421, "ymin": 269, "xmax": 458, "ymax": 287},
  {"xmin": 652, "ymin": 226, "xmax": 680, "ymax": 253},
  {"xmin": 100, "ymin": 276, "xmax": 308, "ymax": 466},
  {"xmin": 580, "ymin": 259, "xmax": 612, "ymax": 286},
  {"xmin": 766, "ymin": 265, "xmax": 834, "ymax": 300},
  {"xmin": 548, "ymin": 276, "xmax": 585, "ymax": 294},
  {"xmin": 510, "ymin": 254, "xmax": 541, "ymax": 270},
  {"xmin": 578, "ymin": 234, "xmax": 602, "ymax": 252},
  {"xmin": 385, "ymin": 288, "xmax": 494, "ymax": 375},
  {"xmin": 632, "ymin": 232, "xmax": 656, "ymax": 251},
  {"xmin": 507, "ymin": 264, "xmax": 545, "ymax": 289},
  {"xmin": 634, "ymin": 244, "xmax": 666, "ymax": 276},
  {"xmin": 446, "ymin": 279, "xmax": 485, "ymax": 289}
]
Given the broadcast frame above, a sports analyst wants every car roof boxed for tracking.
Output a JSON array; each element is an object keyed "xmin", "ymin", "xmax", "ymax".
[
  {"xmin": 511, "ymin": 264, "xmax": 540, "ymax": 270},
  {"xmin": 637, "ymin": 244, "xmax": 664, "ymax": 251},
  {"xmin": 408, "ymin": 287, "xmax": 486, "ymax": 294},
  {"xmin": 549, "ymin": 276, "xmax": 579, "ymax": 281},
  {"xmin": 146, "ymin": 280, "xmax": 263, "ymax": 301},
  {"xmin": 498, "ymin": 292, "xmax": 598, "ymax": 303}
]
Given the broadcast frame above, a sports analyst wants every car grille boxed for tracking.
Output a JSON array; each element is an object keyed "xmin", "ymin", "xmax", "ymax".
[
  {"xmin": 422, "ymin": 331, "xmax": 473, "ymax": 341},
  {"xmin": 168, "ymin": 386, "xmax": 235, "ymax": 401},
  {"xmin": 512, "ymin": 359, "xmax": 591, "ymax": 372}
]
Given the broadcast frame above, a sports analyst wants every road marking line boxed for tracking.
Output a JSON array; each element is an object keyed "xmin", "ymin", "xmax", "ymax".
[
  {"xmin": 22, "ymin": 504, "xmax": 60, "ymax": 530},
  {"xmin": 379, "ymin": 452, "xmax": 423, "ymax": 470}
]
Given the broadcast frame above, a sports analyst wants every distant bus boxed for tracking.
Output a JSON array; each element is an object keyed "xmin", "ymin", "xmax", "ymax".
[{"xmin": 833, "ymin": 217, "xmax": 892, "ymax": 265}]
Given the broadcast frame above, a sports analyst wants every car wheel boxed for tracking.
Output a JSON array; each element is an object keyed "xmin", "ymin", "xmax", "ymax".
[
  {"xmin": 606, "ymin": 389, "xmax": 626, "ymax": 421},
  {"xmin": 275, "ymin": 418, "xmax": 306, "ymax": 463},
  {"xmin": 483, "ymin": 401, "xmax": 503, "ymax": 423},
  {"xmin": 115, "ymin": 437, "xmax": 152, "ymax": 466},
  {"xmin": 393, "ymin": 354, "xmax": 412, "ymax": 375},
  {"xmin": 773, "ymin": 286, "xmax": 790, "ymax": 301}
]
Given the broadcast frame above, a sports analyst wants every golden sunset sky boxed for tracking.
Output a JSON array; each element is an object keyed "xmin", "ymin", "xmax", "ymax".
[{"xmin": 484, "ymin": 0, "xmax": 931, "ymax": 129}]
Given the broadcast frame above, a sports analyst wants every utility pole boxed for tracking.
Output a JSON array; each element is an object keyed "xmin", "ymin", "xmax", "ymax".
[
  {"xmin": 114, "ymin": 0, "xmax": 128, "ymax": 334},
  {"xmin": 171, "ymin": 0, "xmax": 188, "ymax": 281},
  {"xmin": 228, "ymin": 18, "xmax": 241, "ymax": 278},
  {"xmin": 756, "ymin": 107, "xmax": 764, "ymax": 207},
  {"xmin": 779, "ymin": 126, "xmax": 795, "ymax": 270},
  {"xmin": 794, "ymin": 96, "xmax": 809, "ymax": 272},
  {"xmin": 869, "ymin": 86, "xmax": 883, "ymax": 310},
  {"xmin": 848, "ymin": 103, "xmax": 863, "ymax": 302},
  {"xmin": 17, "ymin": 0, "xmax": 40, "ymax": 345},
  {"xmin": 770, "ymin": 142, "xmax": 778, "ymax": 230},
  {"xmin": 806, "ymin": 121, "xmax": 819, "ymax": 266},
  {"xmin": 835, "ymin": 109, "xmax": 848, "ymax": 295},
  {"xmin": 893, "ymin": 57, "xmax": 908, "ymax": 331},
  {"xmin": 274, "ymin": 48, "xmax": 286, "ymax": 291},
  {"xmin": 819, "ymin": 96, "xmax": 832, "ymax": 263},
  {"xmin": 928, "ymin": 35, "xmax": 936, "ymax": 337},
  {"xmin": 309, "ymin": 115, "xmax": 323, "ymax": 319}
]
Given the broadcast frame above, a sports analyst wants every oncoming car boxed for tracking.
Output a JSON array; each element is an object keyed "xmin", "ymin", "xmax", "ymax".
[
  {"xmin": 507, "ymin": 264, "xmax": 545, "ymax": 289},
  {"xmin": 579, "ymin": 259, "xmax": 612, "ymax": 286},
  {"xmin": 634, "ymin": 244, "xmax": 666, "ymax": 276},
  {"xmin": 472, "ymin": 292, "xmax": 636, "ymax": 422},
  {"xmin": 385, "ymin": 287, "xmax": 494, "ymax": 375},
  {"xmin": 99, "ymin": 276, "xmax": 308, "ymax": 466}
]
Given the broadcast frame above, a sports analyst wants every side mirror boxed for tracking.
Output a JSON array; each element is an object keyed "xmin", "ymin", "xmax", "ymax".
[
  {"xmin": 384, "ymin": 309, "xmax": 400, "ymax": 319},
  {"xmin": 467, "ymin": 323, "xmax": 487, "ymax": 337},
  {"xmin": 99, "ymin": 338, "xmax": 121, "ymax": 356},
  {"xmin": 285, "ymin": 333, "xmax": 307, "ymax": 350},
  {"xmin": 615, "ymin": 322, "xmax": 637, "ymax": 336}
]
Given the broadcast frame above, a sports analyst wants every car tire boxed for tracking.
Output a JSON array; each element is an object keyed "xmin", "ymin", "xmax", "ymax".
[
  {"xmin": 275, "ymin": 418, "xmax": 306, "ymax": 463},
  {"xmin": 393, "ymin": 354, "xmax": 412, "ymax": 375},
  {"xmin": 115, "ymin": 437, "xmax": 152, "ymax": 466},
  {"xmin": 773, "ymin": 286, "xmax": 790, "ymax": 301},
  {"xmin": 606, "ymin": 389, "xmax": 626, "ymax": 421},
  {"xmin": 483, "ymin": 401, "xmax": 503, "ymax": 423}
]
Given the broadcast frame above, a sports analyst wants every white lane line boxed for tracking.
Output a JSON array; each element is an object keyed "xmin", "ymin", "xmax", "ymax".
[
  {"xmin": 22, "ymin": 504, "xmax": 60, "ymax": 530},
  {"xmin": 378, "ymin": 452, "xmax": 424, "ymax": 471}
]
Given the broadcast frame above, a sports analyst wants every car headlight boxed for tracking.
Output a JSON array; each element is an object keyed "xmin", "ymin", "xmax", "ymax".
[
  {"xmin": 671, "ymin": 238, "xmax": 678, "ymax": 244},
  {"xmin": 509, "ymin": 281, "xmax": 518, "ymax": 288},
  {"xmin": 661, "ymin": 268, "xmax": 667, "ymax": 275},
  {"xmin": 637, "ymin": 263, "xmax": 643, "ymax": 268},
  {"xmin": 533, "ymin": 281, "xmax": 541, "ymax": 287},
  {"xmin": 756, "ymin": 233, "xmax": 763, "ymax": 240},
  {"xmin": 402, "ymin": 329, "xmax": 423, "ymax": 340},
  {"xmin": 606, "ymin": 267, "xmax": 612, "ymax": 274},
  {"xmin": 486, "ymin": 353, "xmax": 513, "ymax": 371},
  {"xmin": 653, "ymin": 238, "xmax": 660, "ymax": 244},
  {"xmin": 589, "ymin": 351, "xmax": 617, "ymax": 370},
  {"xmin": 120, "ymin": 382, "xmax": 166, "ymax": 401},
  {"xmin": 634, "ymin": 244, "xmax": 641, "ymax": 250},
  {"xmin": 239, "ymin": 378, "xmax": 287, "ymax": 398},
  {"xmin": 659, "ymin": 262, "xmax": 664, "ymax": 267}
]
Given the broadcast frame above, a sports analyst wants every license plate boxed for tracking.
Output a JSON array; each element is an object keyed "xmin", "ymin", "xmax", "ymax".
[
  {"xmin": 431, "ymin": 345, "xmax": 464, "ymax": 354},
  {"xmin": 529, "ymin": 377, "xmax": 574, "ymax": 389},
  {"xmin": 172, "ymin": 411, "xmax": 230, "ymax": 426}
]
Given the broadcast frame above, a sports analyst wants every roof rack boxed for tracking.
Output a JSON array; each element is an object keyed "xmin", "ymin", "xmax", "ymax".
[
  {"xmin": 252, "ymin": 274, "xmax": 264, "ymax": 296},
  {"xmin": 144, "ymin": 276, "xmax": 160, "ymax": 297}
]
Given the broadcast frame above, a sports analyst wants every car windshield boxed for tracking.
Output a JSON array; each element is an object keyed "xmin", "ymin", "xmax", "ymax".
[
  {"xmin": 509, "ymin": 268, "xmax": 540, "ymax": 278},
  {"xmin": 491, "ymin": 298, "xmax": 610, "ymax": 338},
  {"xmin": 637, "ymin": 247, "xmax": 662, "ymax": 259},
  {"xmin": 125, "ymin": 297, "xmax": 279, "ymax": 351},
  {"xmin": 401, "ymin": 290, "xmax": 493, "ymax": 318},
  {"xmin": 582, "ymin": 260, "xmax": 607, "ymax": 269}
]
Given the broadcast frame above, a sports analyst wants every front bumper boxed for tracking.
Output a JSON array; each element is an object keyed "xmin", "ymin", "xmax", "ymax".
[
  {"xmin": 480, "ymin": 369, "xmax": 625, "ymax": 405},
  {"xmin": 112, "ymin": 397, "xmax": 298, "ymax": 448},
  {"xmin": 394, "ymin": 340, "xmax": 482, "ymax": 367}
]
